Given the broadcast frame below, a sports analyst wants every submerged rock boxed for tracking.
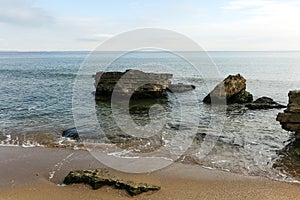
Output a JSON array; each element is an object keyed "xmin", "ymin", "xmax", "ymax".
[
  {"xmin": 246, "ymin": 97, "xmax": 286, "ymax": 110},
  {"xmin": 62, "ymin": 127, "xmax": 79, "ymax": 140},
  {"xmin": 94, "ymin": 69, "xmax": 173, "ymax": 101},
  {"xmin": 167, "ymin": 83, "xmax": 195, "ymax": 93},
  {"xmin": 63, "ymin": 169, "xmax": 160, "ymax": 196},
  {"xmin": 203, "ymin": 74, "xmax": 253, "ymax": 104},
  {"xmin": 273, "ymin": 140, "xmax": 300, "ymax": 178},
  {"xmin": 277, "ymin": 90, "xmax": 300, "ymax": 139}
]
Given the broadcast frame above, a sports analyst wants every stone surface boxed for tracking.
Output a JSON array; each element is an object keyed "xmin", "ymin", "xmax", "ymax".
[
  {"xmin": 167, "ymin": 83, "xmax": 195, "ymax": 93},
  {"xmin": 273, "ymin": 140, "xmax": 300, "ymax": 177},
  {"xmin": 94, "ymin": 69, "xmax": 173, "ymax": 100},
  {"xmin": 203, "ymin": 74, "xmax": 253, "ymax": 104},
  {"xmin": 246, "ymin": 97, "xmax": 286, "ymax": 110},
  {"xmin": 277, "ymin": 90, "xmax": 300, "ymax": 139},
  {"xmin": 62, "ymin": 127, "xmax": 79, "ymax": 140},
  {"xmin": 277, "ymin": 113, "xmax": 300, "ymax": 123},
  {"xmin": 63, "ymin": 169, "xmax": 160, "ymax": 196}
]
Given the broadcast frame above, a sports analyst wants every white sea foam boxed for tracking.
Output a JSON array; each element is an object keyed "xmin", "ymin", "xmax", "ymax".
[{"xmin": 48, "ymin": 153, "xmax": 74, "ymax": 181}]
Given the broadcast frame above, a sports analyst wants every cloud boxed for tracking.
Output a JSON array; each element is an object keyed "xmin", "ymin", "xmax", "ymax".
[
  {"xmin": 94, "ymin": 34, "xmax": 115, "ymax": 38},
  {"xmin": 76, "ymin": 33, "xmax": 114, "ymax": 42},
  {"xmin": 0, "ymin": 0, "xmax": 53, "ymax": 26},
  {"xmin": 221, "ymin": 0, "xmax": 300, "ymax": 32},
  {"xmin": 222, "ymin": 0, "xmax": 300, "ymax": 18},
  {"xmin": 222, "ymin": 0, "xmax": 273, "ymax": 10},
  {"xmin": 184, "ymin": 0, "xmax": 300, "ymax": 50},
  {"xmin": 172, "ymin": 4, "xmax": 202, "ymax": 13}
]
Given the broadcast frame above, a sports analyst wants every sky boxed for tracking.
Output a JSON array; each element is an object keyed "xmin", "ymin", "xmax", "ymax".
[{"xmin": 0, "ymin": 0, "xmax": 300, "ymax": 51}]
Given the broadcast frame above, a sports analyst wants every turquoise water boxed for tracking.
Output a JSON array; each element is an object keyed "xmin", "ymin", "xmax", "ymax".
[{"xmin": 1, "ymin": 51, "xmax": 300, "ymax": 181}]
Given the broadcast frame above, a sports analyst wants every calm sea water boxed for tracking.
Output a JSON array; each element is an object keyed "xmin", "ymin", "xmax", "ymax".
[{"xmin": 1, "ymin": 51, "xmax": 300, "ymax": 181}]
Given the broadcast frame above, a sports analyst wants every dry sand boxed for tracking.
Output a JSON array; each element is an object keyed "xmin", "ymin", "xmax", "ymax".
[{"xmin": 0, "ymin": 146, "xmax": 299, "ymax": 200}]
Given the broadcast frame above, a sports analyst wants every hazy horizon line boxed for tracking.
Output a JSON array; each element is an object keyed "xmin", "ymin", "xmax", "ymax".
[{"xmin": 1, "ymin": 50, "xmax": 300, "ymax": 53}]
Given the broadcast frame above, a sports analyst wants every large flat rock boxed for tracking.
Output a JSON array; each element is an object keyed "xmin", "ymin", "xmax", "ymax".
[{"xmin": 94, "ymin": 69, "xmax": 173, "ymax": 100}]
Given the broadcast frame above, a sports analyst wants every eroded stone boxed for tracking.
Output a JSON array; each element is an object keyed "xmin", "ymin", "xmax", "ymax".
[
  {"xmin": 277, "ymin": 90, "xmax": 300, "ymax": 139},
  {"xmin": 94, "ymin": 69, "xmax": 173, "ymax": 101},
  {"xmin": 63, "ymin": 169, "xmax": 160, "ymax": 196},
  {"xmin": 203, "ymin": 74, "xmax": 253, "ymax": 104}
]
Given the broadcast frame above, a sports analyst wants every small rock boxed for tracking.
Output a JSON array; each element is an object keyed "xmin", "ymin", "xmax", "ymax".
[
  {"xmin": 62, "ymin": 127, "xmax": 79, "ymax": 140},
  {"xmin": 168, "ymin": 123, "xmax": 191, "ymax": 131},
  {"xmin": 167, "ymin": 83, "xmax": 195, "ymax": 93},
  {"xmin": 246, "ymin": 97, "xmax": 286, "ymax": 110}
]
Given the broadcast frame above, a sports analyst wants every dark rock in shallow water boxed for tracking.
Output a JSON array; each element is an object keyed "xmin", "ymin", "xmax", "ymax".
[
  {"xmin": 203, "ymin": 74, "xmax": 253, "ymax": 104},
  {"xmin": 273, "ymin": 140, "xmax": 300, "ymax": 178},
  {"xmin": 63, "ymin": 169, "xmax": 160, "ymax": 196},
  {"xmin": 167, "ymin": 123, "xmax": 191, "ymax": 131},
  {"xmin": 246, "ymin": 97, "xmax": 286, "ymax": 110},
  {"xmin": 167, "ymin": 83, "xmax": 195, "ymax": 93},
  {"xmin": 94, "ymin": 69, "xmax": 173, "ymax": 101},
  {"xmin": 62, "ymin": 127, "xmax": 79, "ymax": 140},
  {"xmin": 277, "ymin": 90, "xmax": 300, "ymax": 140},
  {"xmin": 229, "ymin": 90, "xmax": 253, "ymax": 104}
]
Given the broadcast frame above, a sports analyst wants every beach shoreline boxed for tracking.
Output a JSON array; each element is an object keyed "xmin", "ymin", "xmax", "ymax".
[{"xmin": 0, "ymin": 146, "xmax": 300, "ymax": 200}]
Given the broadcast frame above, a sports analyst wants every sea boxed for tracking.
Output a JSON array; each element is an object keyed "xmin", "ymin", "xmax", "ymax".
[{"xmin": 1, "ymin": 51, "xmax": 300, "ymax": 181}]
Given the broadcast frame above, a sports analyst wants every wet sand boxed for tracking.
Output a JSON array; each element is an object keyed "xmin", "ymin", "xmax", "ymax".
[{"xmin": 0, "ymin": 146, "xmax": 300, "ymax": 200}]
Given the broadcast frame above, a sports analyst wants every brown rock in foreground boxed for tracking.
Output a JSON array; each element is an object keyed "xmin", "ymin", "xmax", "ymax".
[
  {"xmin": 94, "ymin": 69, "xmax": 173, "ymax": 100},
  {"xmin": 277, "ymin": 90, "xmax": 300, "ymax": 139},
  {"xmin": 63, "ymin": 169, "xmax": 160, "ymax": 196},
  {"xmin": 203, "ymin": 74, "xmax": 253, "ymax": 104}
]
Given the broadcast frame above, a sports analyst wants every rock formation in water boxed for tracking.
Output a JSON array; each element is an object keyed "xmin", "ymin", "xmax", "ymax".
[
  {"xmin": 203, "ymin": 74, "xmax": 253, "ymax": 104},
  {"xmin": 63, "ymin": 169, "xmax": 160, "ymax": 196},
  {"xmin": 167, "ymin": 83, "xmax": 195, "ymax": 93},
  {"xmin": 94, "ymin": 69, "xmax": 173, "ymax": 100},
  {"xmin": 277, "ymin": 90, "xmax": 300, "ymax": 139},
  {"xmin": 62, "ymin": 127, "xmax": 79, "ymax": 140},
  {"xmin": 246, "ymin": 97, "xmax": 286, "ymax": 110}
]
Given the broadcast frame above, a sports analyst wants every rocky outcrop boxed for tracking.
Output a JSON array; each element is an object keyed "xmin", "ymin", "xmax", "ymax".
[
  {"xmin": 277, "ymin": 90, "xmax": 300, "ymax": 139},
  {"xmin": 94, "ymin": 69, "xmax": 173, "ymax": 100},
  {"xmin": 203, "ymin": 74, "xmax": 253, "ymax": 104},
  {"xmin": 273, "ymin": 140, "xmax": 300, "ymax": 177},
  {"xmin": 63, "ymin": 169, "xmax": 160, "ymax": 196},
  {"xmin": 167, "ymin": 83, "xmax": 195, "ymax": 93},
  {"xmin": 246, "ymin": 97, "xmax": 286, "ymax": 110}
]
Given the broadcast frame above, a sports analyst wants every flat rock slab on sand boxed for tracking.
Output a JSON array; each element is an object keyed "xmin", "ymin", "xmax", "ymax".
[{"xmin": 64, "ymin": 169, "xmax": 160, "ymax": 196}]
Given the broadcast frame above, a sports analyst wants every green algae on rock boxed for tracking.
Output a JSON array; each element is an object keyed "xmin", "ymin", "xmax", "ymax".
[{"xmin": 63, "ymin": 169, "xmax": 160, "ymax": 196}]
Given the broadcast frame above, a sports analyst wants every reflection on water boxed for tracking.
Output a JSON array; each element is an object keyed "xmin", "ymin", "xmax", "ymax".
[
  {"xmin": 95, "ymin": 98, "xmax": 168, "ymax": 152},
  {"xmin": 90, "ymin": 92, "xmax": 300, "ymax": 182}
]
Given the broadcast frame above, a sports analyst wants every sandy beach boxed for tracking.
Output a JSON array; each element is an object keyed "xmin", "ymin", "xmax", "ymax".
[{"xmin": 0, "ymin": 146, "xmax": 299, "ymax": 200}]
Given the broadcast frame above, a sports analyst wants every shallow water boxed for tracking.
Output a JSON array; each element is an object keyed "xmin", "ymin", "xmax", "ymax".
[{"xmin": 1, "ymin": 51, "xmax": 300, "ymax": 181}]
